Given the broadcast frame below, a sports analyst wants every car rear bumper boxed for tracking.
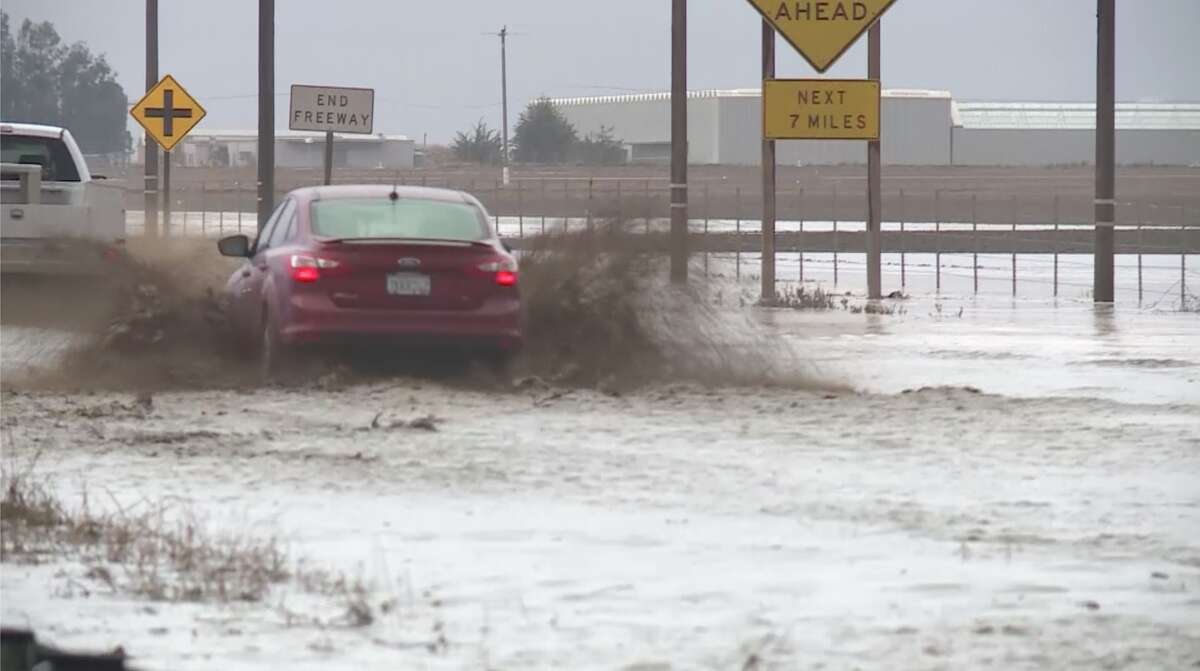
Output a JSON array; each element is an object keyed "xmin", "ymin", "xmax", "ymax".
[{"xmin": 279, "ymin": 293, "xmax": 523, "ymax": 351}]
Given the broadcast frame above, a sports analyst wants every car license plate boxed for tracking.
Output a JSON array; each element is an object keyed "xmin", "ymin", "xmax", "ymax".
[{"xmin": 386, "ymin": 272, "xmax": 430, "ymax": 296}]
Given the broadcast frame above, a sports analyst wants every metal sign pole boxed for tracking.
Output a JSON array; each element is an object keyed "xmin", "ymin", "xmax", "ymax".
[
  {"xmin": 866, "ymin": 21, "xmax": 882, "ymax": 299},
  {"xmin": 162, "ymin": 151, "xmax": 171, "ymax": 236},
  {"xmin": 324, "ymin": 131, "xmax": 334, "ymax": 185},
  {"xmin": 669, "ymin": 0, "xmax": 688, "ymax": 284},
  {"xmin": 144, "ymin": 0, "xmax": 159, "ymax": 238},
  {"xmin": 761, "ymin": 20, "xmax": 776, "ymax": 301}
]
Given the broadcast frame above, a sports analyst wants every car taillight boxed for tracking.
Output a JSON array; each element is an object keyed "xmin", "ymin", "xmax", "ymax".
[
  {"xmin": 290, "ymin": 254, "xmax": 339, "ymax": 283},
  {"xmin": 479, "ymin": 257, "xmax": 518, "ymax": 286}
]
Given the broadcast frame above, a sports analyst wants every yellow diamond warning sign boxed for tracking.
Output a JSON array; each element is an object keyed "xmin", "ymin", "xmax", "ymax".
[
  {"xmin": 747, "ymin": 0, "xmax": 898, "ymax": 73},
  {"xmin": 763, "ymin": 79, "xmax": 880, "ymax": 140},
  {"xmin": 130, "ymin": 74, "xmax": 206, "ymax": 152}
]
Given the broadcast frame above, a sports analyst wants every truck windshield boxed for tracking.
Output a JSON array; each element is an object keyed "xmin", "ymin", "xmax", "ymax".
[
  {"xmin": 311, "ymin": 197, "xmax": 489, "ymax": 242},
  {"xmin": 0, "ymin": 135, "xmax": 81, "ymax": 182}
]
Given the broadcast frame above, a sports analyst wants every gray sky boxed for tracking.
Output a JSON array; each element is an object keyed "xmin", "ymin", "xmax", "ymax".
[{"xmin": 5, "ymin": 0, "xmax": 1199, "ymax": 143}]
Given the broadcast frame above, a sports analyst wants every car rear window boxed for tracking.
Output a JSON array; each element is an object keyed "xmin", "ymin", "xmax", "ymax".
[
  {"xmin": 310, "ymin": 197, "xmax": 489, "ymax": 242},
  {"xmin": 0, "ymin": 134, "xmax": 81, "ymax": 182}
]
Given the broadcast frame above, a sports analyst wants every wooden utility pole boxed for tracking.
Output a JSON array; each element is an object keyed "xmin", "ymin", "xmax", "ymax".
[
  {"xmin": 500, "ymin": 26, "xmax": 510, "ymax": 186},
  {"xmin": 761, "ymin": 21, "xmax": 776, "ymax": 301},
  {"xmin": 257, "ymin": 0, "xmax": 275, "ymax": 230},
  {"xmin": 1094, "ymin": 0, "xmax": 1115, "ymax": 302},
  {"xmin": 144, "ymin": 0, "xmax": 159, "ymax": 238},
  {"xmin": 670, "ymin": 0, "xmax": 688, "ymax": 284}
]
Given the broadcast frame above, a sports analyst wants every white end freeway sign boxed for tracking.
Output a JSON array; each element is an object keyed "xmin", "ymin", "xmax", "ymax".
[{"xmin": 289, "ymin": 84, "xmax": 374, "ymax": 134}]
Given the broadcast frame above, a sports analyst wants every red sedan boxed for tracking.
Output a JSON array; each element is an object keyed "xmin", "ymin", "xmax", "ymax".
[{"xmin": 216, "ymin": 185, "xmax": 522, "ymax": 376}]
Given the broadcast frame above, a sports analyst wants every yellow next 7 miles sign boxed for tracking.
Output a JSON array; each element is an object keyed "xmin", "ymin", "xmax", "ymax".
[{"xmin": 746, "ymin": 0, "xmax": 898, "ymax": 73}]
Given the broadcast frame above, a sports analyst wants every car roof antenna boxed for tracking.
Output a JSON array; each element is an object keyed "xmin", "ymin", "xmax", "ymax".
[{"xmin": 389, "ymin": 171, "xmax": 399, "ymax": 201}]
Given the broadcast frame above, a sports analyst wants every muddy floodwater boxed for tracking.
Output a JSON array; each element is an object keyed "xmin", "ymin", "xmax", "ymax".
[{"xmin": 2, "ymin": 295, "xmax": 1198, "ymax": 670}]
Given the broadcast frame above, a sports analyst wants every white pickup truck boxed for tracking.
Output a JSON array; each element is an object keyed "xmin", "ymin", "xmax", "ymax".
[{"xmin": 1, "ymin": 122, "xmax": 126, "ymax": 275}]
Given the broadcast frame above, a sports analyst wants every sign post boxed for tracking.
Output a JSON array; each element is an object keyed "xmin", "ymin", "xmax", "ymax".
[
  {"xmin": 1094, "ymin": 0, "xmax": 1115, "ymax": 303},
  {"xmin": 761, "ymin": 20, "xmax": 777, "ymax": 301},
  {"xmin": 323, "ymin": 131, "xmax": 334, "ymax": 185},
  {"xmin": 746, "ymin": 0, "xmax": 897, "ymax": 301},
  {"xmin": 670, "ymin": 0, "xmax": 688, "ymax": 284},
  {"xmin": 866, "ymin": 22, "xmax": 882, "ymax": 299},
  {"xmin": 289, "ymin": 84, "xmax": 376, "ymax": 186},
  {"xmin": 130, "ymin": 74, "xmax": 206, "ymax": 238}
]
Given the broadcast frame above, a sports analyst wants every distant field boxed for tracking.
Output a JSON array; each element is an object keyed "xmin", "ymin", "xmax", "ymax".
[{"xmin": 106, "ymin": 163, "xmax": 1200, "ymax": 226}]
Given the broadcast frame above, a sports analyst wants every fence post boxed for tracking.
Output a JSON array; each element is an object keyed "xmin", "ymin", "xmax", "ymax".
[
  {"xmin": 1182, "ymin": 205, "xmax": 1188, "ymax": 307},
  {"xmin": 644, "ymin": 179, "xmax": 651, "ymax": 233},
  {"xmin": 236, "ymin": 180, "xmax": 243, "ymax": 234},
  {"xmin": 934, "ymin": 189, "xmax": 941, "ymax": 293},
  {"xmin": 615, "ymin": 179, "xmax": 624, "ymax": 229},
  {"xmin": 972, "ymin": 193, "xmax": 979, "ymax": 295},
  {"xmin": 736, "ymin": 186, "xmax": 742, "ymax": 280},
  {"xmin": 1053, "ymin": 194, "xmax": 1060, "ymax": 298},
  {"xmin": 586, "ymin": 178, "xmax": 594, "ymax": 233},
  {"xmin": 1011, "ymin": 195, "xmax": 1017, "ymax": 298},
  {"xmin": 540, "ymin": 178, "xmax": 547, "ymax": 234},
  {"xmin": 832, "ymin": 183, "xmax": 839, "ymax": 287},
  {"xmin": 517, "ymin": 178, "xmax": 524, "ymax": 239},
  {"xmin": 704, "ymin": 183, "xmax": 710, "ymax": 278},
  {"xmin": 798, "ymin": 187, "xmax": 805, "ymax": 283},
  {"xmin": 494, "ymin": 179, "xmax": 501, "ymax": 230},
  {"xmin": 899, "ymin": 188, "xmax": 906, "ymax": 289},
  {"xmin": 201, "ymin": 182, "xmax": 208, "ymax": 238},
  {"xmin": 1137, "ymin": 200, "xmax": 1144, "ymax": 303}
]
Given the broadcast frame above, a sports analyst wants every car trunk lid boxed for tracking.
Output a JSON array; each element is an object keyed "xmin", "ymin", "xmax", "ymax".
[{"xmin": 311, "ymin": 239, "xmax": 500, "ymax": 311}]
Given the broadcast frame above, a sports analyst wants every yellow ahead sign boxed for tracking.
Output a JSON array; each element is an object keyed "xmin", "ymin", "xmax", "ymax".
[
  {"xmin": 763, "ymin": 79, "xmax": 880, "ymax": 140},
  {"xmin": 747, "ymin": 0, "xmax": 898, "ymax": 72},
  {"xmin": 130, "ymin": 74, "xmax": 206, "ymax": 152}
]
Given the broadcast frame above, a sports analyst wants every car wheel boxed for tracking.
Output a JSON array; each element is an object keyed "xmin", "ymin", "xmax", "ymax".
[
  {"xmin": 478, "ymin": 350, "xmax": 515, "ymax": 386},
  {"xmin": 259, "ymin": 309, "xmax": 291, "ymax": 383}
]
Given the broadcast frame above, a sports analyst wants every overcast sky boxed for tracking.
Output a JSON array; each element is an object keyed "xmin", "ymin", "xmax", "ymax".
[{"xmin": 5, "ymin": 0, "xmax": 1199, "ymax": 143}]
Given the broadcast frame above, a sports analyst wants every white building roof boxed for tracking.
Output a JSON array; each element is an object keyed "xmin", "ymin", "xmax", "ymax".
[{"xmin": 954, "ymin": 102, "xmax": 1200, "ymax": 130}]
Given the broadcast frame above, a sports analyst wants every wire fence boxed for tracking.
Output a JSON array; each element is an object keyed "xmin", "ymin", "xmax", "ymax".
[{"xmin": 124, "ymin": 175, "xmax": 1199, "ymax": 304}]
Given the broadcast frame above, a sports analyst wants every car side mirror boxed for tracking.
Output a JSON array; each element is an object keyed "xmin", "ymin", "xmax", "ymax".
[{"xmin": 217, "ymin": 234, "xmax": 251, "ymax": 257}]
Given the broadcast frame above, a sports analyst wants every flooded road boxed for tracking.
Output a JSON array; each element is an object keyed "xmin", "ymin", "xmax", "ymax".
[
  {"xmin": 763, "ymin": 298, "xmax": 1200, "ymax": 404},
  {"xmin": 2, "ymin": 296, "xmax": 1198, "ymax": 670}
]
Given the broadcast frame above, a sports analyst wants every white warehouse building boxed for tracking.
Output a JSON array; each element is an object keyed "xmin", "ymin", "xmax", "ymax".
[
  {"xmin": 138, "ymin": 130, "xmax": 416, "ymax": 170},
  {"xmin": 548, "ymin": 89, "xmax": 1200, "ymax": 167}
]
